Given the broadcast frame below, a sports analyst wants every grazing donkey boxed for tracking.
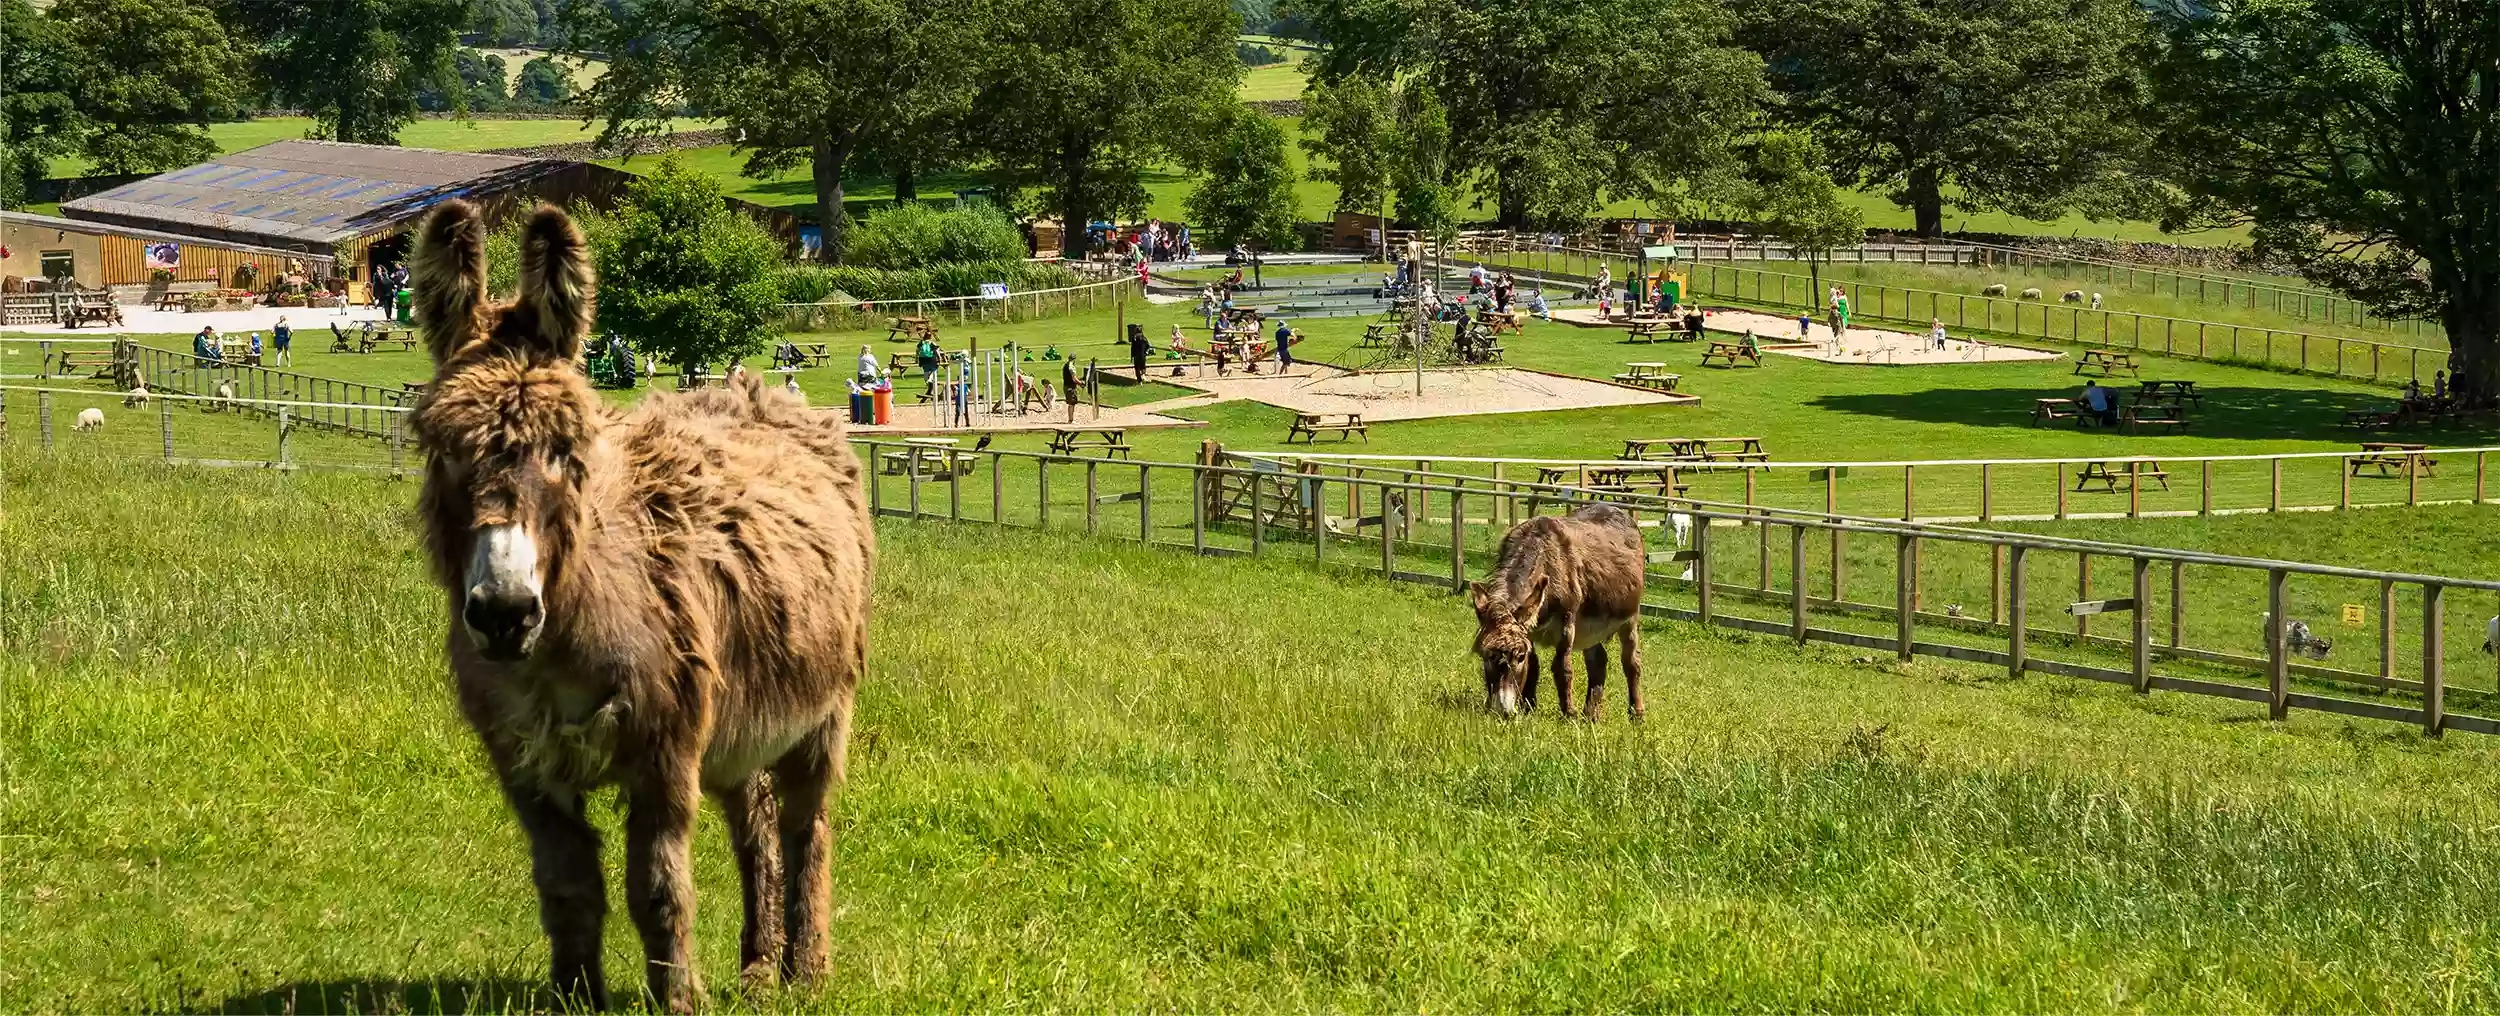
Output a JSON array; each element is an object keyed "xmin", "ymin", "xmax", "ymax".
[
  {"xmin": 408, "ymin": 200, "xmax": 876, "ymax": 1012},
  {"xmin": 1471, "ymin": 503, "xmax": 1647, "ymax": 720}
]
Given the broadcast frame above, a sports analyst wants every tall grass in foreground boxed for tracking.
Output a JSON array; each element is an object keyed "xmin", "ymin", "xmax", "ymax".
[{"xmin": 9, "ymin": 460, "xmax": 2500, "ymax": 1011}]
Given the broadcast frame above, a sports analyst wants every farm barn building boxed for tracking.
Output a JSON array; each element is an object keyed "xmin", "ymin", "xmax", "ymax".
[
  {"xmin": 58, "ymin": 140, "xmax": 799, "ymax": 296},
  {"xmin": 0, "ymin": 209, "xmax": 333, "ymax": 290}
]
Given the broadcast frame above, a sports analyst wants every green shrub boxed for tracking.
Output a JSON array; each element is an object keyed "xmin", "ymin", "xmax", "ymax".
[{"xmin": 845, "ymin": 202, "xmax": 1026, "ymax": 269}]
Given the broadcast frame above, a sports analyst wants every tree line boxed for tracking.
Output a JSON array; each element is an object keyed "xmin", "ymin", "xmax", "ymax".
[{"xmin": 6, "ymin": 0, "xmax": 2499, "ymax": 399}]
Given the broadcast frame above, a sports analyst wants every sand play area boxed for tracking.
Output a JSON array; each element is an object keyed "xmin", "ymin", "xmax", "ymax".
[
  {"xmin": 1556, "ymin": 306, "xmax": 2065, "ymax": 366},
  {"xmin": 1172, "ymin": 364, "xmax": 1692, "ymax": 423}
]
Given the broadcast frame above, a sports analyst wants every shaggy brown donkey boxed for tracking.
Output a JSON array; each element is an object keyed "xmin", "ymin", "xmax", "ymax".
[
  {"xmin": 1472, "ymin": 503, "xmax": 1646, "ymax": 720},
  {"xmin": 408, "ymin": 200, "xmax": 875, "ymax": 1012}
]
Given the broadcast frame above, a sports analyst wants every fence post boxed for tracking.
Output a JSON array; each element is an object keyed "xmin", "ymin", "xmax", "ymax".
[
  {"xmin": 2267, "ymin": 569, "xmax": 2289, "ymax": 720},
  {"xmin": 1191, "ymin": 469, "xmax": 1206, "ymax": 554},
  {"xmin": 2200, "ymin": 460, "xmax": 2213, "ymax": 515},
  {"xmin": 1895, "ymin": 533, "xmax": 1915, "ymax": 660},
  {"xmin": 2132, "ymin": 556, "xmax": 2152, "ymax": 693},
  {"xmin": 37, "ymin": 390, "xmax": 52, "ymax": 451},
  {"xmin": 1790, "ymin": 525, "xmax": 1807, "ymax": 643},
  {"xmin": 1979, "ymin": 462, "xmax": 1992, "ymax": 522},
  {"xmin": 1902, "ymin": 464, "xmax": 1916, "ymax": 521},
  {"xmin": 2380, "ymin": 578, "xmax": 2397, "ymax": 684},
  {"xmin": 1138, "ymin": 464, "xmax": 1152, "ymax": 543},
  {"xmin": 2128, "ymin": 460, "xmax": 2141, "ymax": 518},
  {"xmin": 2424, "ymin": 582, "xmax": 2447, "ymax": 736},
  {"xmin": 278, "ymin": 407, "xmax": 292, "ymax": 468},
  {"xmin": 2007, "ymin": 545, "xmax": 2028, "ymax": 678},
  {"xmin": 1695, "ymin": 518, "xmax": 1714, "ymax": 623},
  {"xmin": 2480, "ymin": 452, "xmax": 2488, "ymax": 504},
  {"xmin": 1378, "ymin": 480, "xmax": 1394, "ymax": 578},
  {"xmin": 1085, "ymin": 460, "xmax": 1099, "ymax": 535},
  {"xmin": 907, "ymin": 448, "xmax": 925, "ymax": 518},
  {"xmin": 1249, "ymin": 468, "xmax": 1265, "ymax": 555},
  {"xmin": 2056, "ymin": 461, "xmax": 2068, "ymax": 519},
  {"xmin": 1037, "ymin": 457, "xmax": 1050, "ymax": 528},
  {"xmin": 159, "ymin": 395, "xmax": 172, "ymax": 461},
  {"xmin": 2169, "ymin": 559, "xmax": 2184, "ymax": 648},
  {"xmin": 2076, "ymin": 552, "xmax": 2092, "ymax": 637},
  {"xmin": 949, "ymin": 455, "xmax": 962, "ymax": 521},
  {"xmin": 2270, "ymin": 458, "xmax": 2282, "ymax": 512},
  {"xmin": 1449, "ymin": 490, "xmax": 1465, "ymax": 591},
  {"xmin": 2340, "ymin": 454, "xmax": 2352, "ymax": 509}
]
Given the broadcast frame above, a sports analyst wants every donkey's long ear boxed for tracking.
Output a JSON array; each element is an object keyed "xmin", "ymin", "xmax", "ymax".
[
  {"xmin": 516, "ymin": 204, "xmax": 595, "ymax": 360},
  {"xmin": 412, "ymin": 200, "xmax": 488, "ymax": 363},
  {"xmin": 1513, "ymin": 575, "xmax": 1549, "ymax": 623}
]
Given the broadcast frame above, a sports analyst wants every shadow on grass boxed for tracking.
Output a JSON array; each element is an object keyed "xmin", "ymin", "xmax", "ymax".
[
  {"xmin": 1809, "ymin": 385, "xmax": 2500, "ymax": 443},
  {"xmin": 203, "ymin": 977, "xmax": 550, "ymax": 1015}
]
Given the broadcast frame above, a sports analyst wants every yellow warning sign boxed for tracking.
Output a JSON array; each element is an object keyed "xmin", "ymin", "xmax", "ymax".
[{"xmin": 2342, "ymin": 603, "xmax": 2366, "ymax": 627}]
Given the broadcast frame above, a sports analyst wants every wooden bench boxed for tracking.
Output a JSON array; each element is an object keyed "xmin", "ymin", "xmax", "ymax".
[
  {"xmin": 879, "ymin": 444, "xmax": 978, "ymax": 478},
  {"xmin": 1048, "ymin": 427, "xmax": 1131, "ymax": 458},
  {"xmin": 1530, "ymin": 464, "xmax": 1691, "ymax": 511},
  {"xmin": 1619, "ymin": 436, "xmax": 1766, "ymax": 465},
  {"xmin": 47, "ymin": 349, "xmax": 117, "ymax": 378},
  {"xmin": 2351, "ymin": 442, "xmax": 2438, "ymax": 478},
  {"xmin": 2031, "ymin": 398, "xmax": 2082, "ymax": 427},
  {"xmin": 1700, "ymin": 339, "xmax": 1760, "ymax": 368},
  {"xmin": 2123, "ymin": 401, "xmax": 2190, "ymax": 433},
  {"xmin": 1625, "ymin": 318, "xmax": 1671, "ymax": 344},
  {"xmin": 1359, "ymin": 322, "xmax": 1396, "ymax": 348},
  {"xmin": 1609, "ymin": 362, "xmax": 1682, "ymax": 392},
  {"xmin": 2139, "ymin": 380, "xmax": 2203, "ymax": 410},
  {"xmin": 62, "ymin": 297, "xmax": 124, "ymax": 328},
  {"xmin": 798, "ymin": 342, "xmax": 833, "ymax": 368},
  {"xmin": 1286, "ymin": 413, "xmax": 1368, "ymax": 443},
  {"xmin": 2073, "ymin": 460, "xmax": 2169, "ymax": 492},
  {"xmin": 2341, "ymin": 407, "xmax": 2396, "ymax": 430},
  {"xmin": 2074, "ymin": 349, "xmax": 2140, "ymax": 376},
  {"xmin": 358, "ymin": 327, "xmax": 416, "ymax": 353},
  {"xmin": 886, "ymin": 316, "xmax": 937, "ymax": 344}
]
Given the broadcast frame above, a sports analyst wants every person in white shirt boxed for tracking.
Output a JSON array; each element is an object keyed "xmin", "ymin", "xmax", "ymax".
[{"xmin": 856, "ymin": 345, "xmax": 880, "ymax": 382}]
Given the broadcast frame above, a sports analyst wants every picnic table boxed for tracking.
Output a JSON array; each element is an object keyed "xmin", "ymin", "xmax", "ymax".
[
  {"xmin": 45, "ymin": 348, "xmax": 117, "ymax": 378},
  {"xmin": 2074, "ymin": 350, "xmax": 2140, "ymax": 376},
  {"xmin": 1624, "ymin": 317, "xmax": 1677, "ymax": 344},
  {"xmin": 1700, "ymin": 338, "xmax": 1760, "ymax": 368},
  {"xmin": 1286, "ymin": 412, "xmax": 1368, "ymax": 443},
  {"xmin": 1609, "ymin": 362, "xmax": 1681, "ymax": 392},
  {"xmin": 1620, "ymin": 436, "xmax": 1767, "ymax": 464},
  {"xmin": 2031, "ymin": 398, "xmax": 2081, "ymax": 427},
  {"xmin": 2351, "ymin": 442, "xmax": 2438, "ymax": 478},
  {"xmin": 2341, "ymin": 407, "xmax": 2397, "ymax": 430},
  {"xmin": 2122, "ymin": 400, "xmax": 2190, "ymax": 434},
  {"xmin": 62, "ymin": 294, "xmax": 123, "ymax": 328},
  {"xmin": 1049, "ymin": 426, "xmax": 1132, "ymax": 458},
  {"xmin": 797, "ymin": 342, "xmax": 833, "ymax": 368},
  {"xmin": 886, "ymin": 315, "xmax": 937, "ymax": 343},
  {"xmin": 1481, "ymin": 308, "xmax": 1525, "ymax": 336},
  {"xmin": 879, "ymin": 438, "xmax": 978, "ymax": 478},
  {"xmin": 1530, "ymin": 463, "xmax": 1692, "ymax": 509},
  {"xmin": 2073, "ymin": 460, "xmax": 2170, "ymax": 492},
  {"xmin": 2138, "ymin": 380, "xmax": 2202, "ymax": 409},
  {"xmin": 1359, "ymin": 322, "xmax": 1396, "ymax": 348}
]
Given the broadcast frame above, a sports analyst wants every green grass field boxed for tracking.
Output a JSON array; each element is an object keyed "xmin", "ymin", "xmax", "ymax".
[
  {"xmin": 44, "ymin": 116, "xmax": 719, "ymax": 179},
  {"xmin": 12, "ymin": 456, "xmax": 2500, "ymax": 1011}
]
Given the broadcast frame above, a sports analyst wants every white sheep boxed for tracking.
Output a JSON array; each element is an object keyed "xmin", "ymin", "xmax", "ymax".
[
  {"xmin": 2261, "ymin": 613, "xmax": 2333, "ymax": 660},
  {"xmin": 209, "ymin": 378, "xmax": 236, "ymax": 413},
  {"xmin": 2061, "ymin": 290, "xmax": 2085, "ymax": 303},
  {"xmin": 1669, "ymin": 512, "xmax": 1695, "ymax": 580},
  {"xmin": 73, "ymin": 407, "xmax": 104, "ymax": 431},
  {"xmin": 123, "ymin": 383, "xmax": 148, "ymax": 408},
  {"xmin": 2481, "ymin": 616, "xmax": 2497, "ymax": 653},
  {"xmin": 1981, "ymin": 284, "xmax": 2007, "ymax": 297},
  {"xmin": 2019, "ymin": 287, "xmax": 2043, "ymax": 301},
  {"xmin": 2090, "ymin": 293, "xmax": 2104, "ymax": 310}
]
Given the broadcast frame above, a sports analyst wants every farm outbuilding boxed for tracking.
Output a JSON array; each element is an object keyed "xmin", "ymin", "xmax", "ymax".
[
  {"xmin": 0, "ymin": 210, "xmax": 330, "ymax": 290},
  {"xmin": 59, "ymin": 139, "xmax": 802, "ymax": 298}
]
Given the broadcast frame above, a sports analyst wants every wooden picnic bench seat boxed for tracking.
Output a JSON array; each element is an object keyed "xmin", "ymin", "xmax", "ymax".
[
  {"xmin": 1359, "ymin": 322, "xmax": 1396, "ymax": 348},
  {"xmin": 2139, "ymin": 380, "xmax": 2203, "ymax": 409},
  {"xmin": 2031, "ymin": 398, "xmax": 2082, "ymax": 427},
  {"xmin": 2073, "ymin": 460, "xmax": 2170, "ymax": 492},
  {"xmin": 1048, "ymin": 427, "xmax": 1132, "ymax": 458},
  {"xmin": 1481, "ymin": 309, "xmax": 1525, "ymax": 336},
  {"xmin": 878, "ymin": 447, "xmax": 978, "ymax": 478},
  {"xmin": 1286, "ymin": 412, "xmax": 1368, "ymax": 443},
  {"xmin": 1625, "ymin": 318, "xmax": 1672, "ymax": 344},
  {"xmin": 1700, "ymin": 339, "xmax": 1760, "ymax": 368},
  {"xmin": 2074, "ymin": 350, "xmax": 2140, "ymax": 376},
  {"xmin": 358, "ymin": 327, "xmax": 416, "ymax": 353},
  {"xmin": 1609, "ymin": 371, "xmax": 1681, "ymax": 391},
  {"xmin": 798, "ymin": 342, "xmax": 832, "ymax": 367},
  {"xmin": 47, "ymin": 349, "xmax": 117, "ymax": 378},
  {"xmin": 2122, "ymin": 401, "xmax": 2190, "ymax": 434},
  {"xmin": 886, "ymin": 315, "xmax": 937, "ymax": 343},
  {"xmin": 62, "ymin": 295, "xmax": 124, "ymax": 328},
  {"xmin": 2351, "ymin": 442, "xmax": 2438, "ymax": 478}
]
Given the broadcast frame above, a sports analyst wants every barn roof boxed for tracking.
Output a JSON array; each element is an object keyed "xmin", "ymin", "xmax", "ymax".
[{"xmin": 59, "ymin": 140, "xmax": 568, "ymax": 249}]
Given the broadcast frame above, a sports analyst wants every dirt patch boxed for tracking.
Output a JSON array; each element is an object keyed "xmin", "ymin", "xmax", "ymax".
[{"xmin": 1173, "ymin": 365, "xmax": 1691, "ymax": 422}]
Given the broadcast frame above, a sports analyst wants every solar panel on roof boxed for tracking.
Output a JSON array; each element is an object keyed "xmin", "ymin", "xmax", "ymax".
[
  {"xmin": 310, "ymin": 214, "xmax": 341, "ymax": 225},
  {"xmin": 328, "ymin": 180, "xmax": 389, "ymax": 201},
  {"xmin": 233, "ymin": 170, "xmax": 289, "ymax": 189},
  {"xmin": 197, "ymin": 166, "xmax": 255, "ymax": 186},
  {"xmin": 235, "ymin": 204, "xmax": 265, "ymax": 216},
  {"xmin": 207, "ymin": 200, "xmax": 235, "ymax": 211}
]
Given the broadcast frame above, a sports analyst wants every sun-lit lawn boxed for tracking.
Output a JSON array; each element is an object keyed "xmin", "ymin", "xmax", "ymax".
[{"xmin": 45, "ymin": 116, "xmax": 719, "ymax": 179}]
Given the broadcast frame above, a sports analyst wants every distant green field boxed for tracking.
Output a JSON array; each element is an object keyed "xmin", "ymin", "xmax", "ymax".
[
  {"xmin": 45, "ymin": 116, "xmax": 718, "ymax": 179},
  {"xmin": 1237, "ymin": 62, "xmax": 1309, "ymax": 102}
]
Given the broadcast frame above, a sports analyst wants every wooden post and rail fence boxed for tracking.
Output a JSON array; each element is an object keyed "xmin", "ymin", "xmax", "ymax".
[{"xmin": 853, "ymin": 437, "xmax": 2500, "ymax": 739}]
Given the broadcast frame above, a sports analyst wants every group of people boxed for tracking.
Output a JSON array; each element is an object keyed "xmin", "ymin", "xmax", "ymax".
[
  {"xmin": 1094, "ymin": 220, "xmax": 1191, "ymax": 264},
  {"xmin": 370, "ymin": 263, "xmax": 409, "ymax": 310},
  {"xmin": 1466, "ymin": 264, "xmax": 1522, "ymax": 311},
  {"xmin": 192, "ymin": 322, "xmax": 290, "ymax": 366}
]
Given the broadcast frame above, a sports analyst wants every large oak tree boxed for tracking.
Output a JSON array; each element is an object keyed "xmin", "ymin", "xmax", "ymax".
[
  {"xmin": 572, "ymin": 0, "xmax": 983, "ymax": 264},
  {"xmin": 1744, "ymin": 0, "xmax": 2154, "ymax": 237},
  {"xmin": 223, "ymin": 0, "xmax": 466, "ymax": 145},
  {"xmin": 2150, "ymin": 0, "xmax": 2500, "ymax": 401}
]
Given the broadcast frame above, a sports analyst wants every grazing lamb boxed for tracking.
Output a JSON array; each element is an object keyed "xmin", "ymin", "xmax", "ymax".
[
  {"xmin": 207, "ymin": 377, "xmax": 237, "ymax": 413},
  {"xmin": 2262, "ymin": 613, "xmax": 2333, "ymax": 660},
  {"xmin": 2090, "ymin": 292, "xmax": 2104, "ymax": 310},
  {"xmin": 2019, "ymin": 288, "xmax": 2043, "ymax": 301},
  {"xmin": 2061, "ymin": 290, "xmax": 2085, "ymax": 303},
  {"xmin": 1981, "ymin": 284, "xmax": 2007, "ymax": 297},
  {"xmin": 1471, "ymin": 504, "xmax": 1647, "ymax": 721},
  {"xmin": 73, "ymin": 407, "xmax": 104, "ymax": 431},
  {"xmin": 2481, "ymin": 616, "xmax": 2497, "ymax": 653},
  {"xmin": 409, "ymin": 200, "xmax": 877, "ymax": 1011},
  {"xmin": 123, "ymin": 383, "xmax": 148, "ymax": 408}
]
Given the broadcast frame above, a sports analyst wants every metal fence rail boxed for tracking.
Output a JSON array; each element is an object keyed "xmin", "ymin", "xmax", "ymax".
[
  {"xmin": 854, "ymin": 437, "xmax": 2500, "ymax": 739},
  {"xmin": 777, "ymin": 276, "xmax": 1140, "ymax": 333}
]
